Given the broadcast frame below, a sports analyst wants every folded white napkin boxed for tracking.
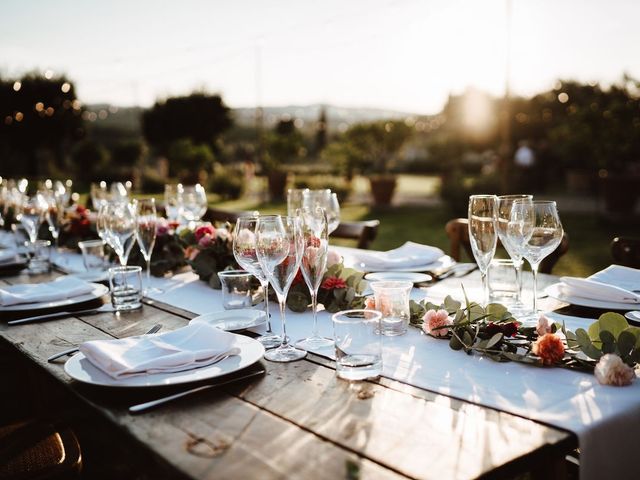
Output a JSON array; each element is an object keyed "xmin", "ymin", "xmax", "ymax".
[
  {"xmin": 589, "ymin": 265, "xmax": 640, "ymax": 293},
  {"xmin": 79, "ymin": 322, "xmax": 240, "ymax": 379},
  {"xmin": 345, "ymin": 241, "xmax": 444, "ymax": 271},
  {"xmin": 0, "ymin": 276, "xmax": 95, "ymax": 306},
  {"xmin": 560, "ymin": 272, "xmax": 640, "ymax": 305}
]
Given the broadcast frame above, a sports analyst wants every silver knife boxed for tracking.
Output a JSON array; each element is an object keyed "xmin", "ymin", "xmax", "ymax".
[
  {"xmin": 47, "ymin": 323, "xmax": 162, "ymax": 363},
  {"xmin": 8, "ymin": 305, "xmax": 114, "ymax": 326},
  {"xmin": 129, "ymin": 368, "xmax": 266, "ymax": 414}
]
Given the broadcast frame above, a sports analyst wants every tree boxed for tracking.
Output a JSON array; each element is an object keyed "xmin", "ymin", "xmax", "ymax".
[
  {"xmin": 141, "ymin": 93, "xmax": 232, "ymax": 153},
  {"xmin": 166, "ymin": 139, "xmax": 215, "ymax": 183},
  {"xmin": 69, "ymin": 140, "xmax": 110, "ymax": 184}
]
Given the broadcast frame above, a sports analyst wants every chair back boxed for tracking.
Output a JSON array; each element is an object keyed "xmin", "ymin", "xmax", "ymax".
[{"xmin": 332, "ymin": 220, "xmax": 380, "ymax": 250}]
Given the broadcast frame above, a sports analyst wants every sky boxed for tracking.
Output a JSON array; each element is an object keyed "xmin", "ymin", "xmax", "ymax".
[{"xmin": 1, "ymin": 0, "xmax": 639, "ymax": 114}]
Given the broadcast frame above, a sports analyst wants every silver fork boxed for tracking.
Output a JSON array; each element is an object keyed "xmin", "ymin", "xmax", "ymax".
[{"xmin": 47, "ymin": 323, "xmax": 162, "ymax": 363}]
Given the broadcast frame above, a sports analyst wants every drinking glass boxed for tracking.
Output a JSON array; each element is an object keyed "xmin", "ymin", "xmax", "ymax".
[
  {"xmin": 16, "ymin": 193, "xmax": 46, "ymax": 245},
  {"xmin": 287, "ymin": 188, "xmax": 308, "ymax": 217},
  {"xmin": 295, "ymin": 206, "xmax": 333, "ymax": 350},
  {"xmin": 109, "ymin": 266, "xmax": 143, "ymax": 311},
  {"xmin": 302, "ymin": 189, "xmax": 341, "ymax": 234},
  {"xmin": 25, "ymin": 239, "xmax": 51, "ymax": 274},
  {"xmin": 110, "ymin": 182, "xmax": 129, "ymax": 203},
  {"xmin": 508, "ymin": 200, "xmax": 563, "ymax": 320},
  {"xmin": 370, "ymin": 281, "xmax": 413, "ymax": 336},
  {"xmin": 332, "ymin": 309, "xmax": 383, "ymax": 380},
  {"xmin": 90, "ymin": 181, "xmax": 109, "ymax": 210},
  {"xmin": 218, "ymin": 270, "xmax": 254, "ymax": 309},
  {"xmin": 468, "ymin": 195, "xmax": 498, "ymax": 305},
  {"xmin": 256, "ymin": 215, "xmax": 306, "ymax": 362},
  {"xmin": 78, "ymin": 239, "xmax": 106, "ymax": 272},
  {"xmin": 135, "ymin": 198, "xmax": 162, "ymax": 294},
  {"xmin": 164, "ymin": 184, "xmax": 183, "ymax": 222},
  {"xmin": 42, "ymin": 190, "xmax": 64, "ymax": 261},
  {"xmin": 105, "ymin": 201, "xmax": 137, "ymax": 266},
  {"xmin": 180, "ymin": 184, "xmax": 207, "ymax": 224},
  {"xmin": 233, "ymin": 215, "xmax": 281, "ymax": 348},
  {"xmin": 497, "ymin": 194, "xmax": 533, "ymax": 310}
]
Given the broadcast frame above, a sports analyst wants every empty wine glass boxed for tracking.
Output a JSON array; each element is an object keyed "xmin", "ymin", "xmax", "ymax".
[
  {"xmin": 90, "ymin": 181, "xmax": 109, "ymax": 210},
  {"xmin": 110, "ymin": 182, "xmax": 129, "ymax": 203},
  {"xmin": 496, "ymin": 195, "xmax": 533, "ymax": 311},
  {"xmin": 16, "ymin": 193, "xmax": 47, "ymax": 245},
  {"xmin": 302, "ymin": 189, "xmax": 341, "ymax": 234},
  {"xmin": 508, "ymin": 200, "xmax": 563, "ymax": 321},
  {"xmin": 256, "ymin": 215, "xmax": 306, "ymax": 362},
  {"xmin": 287, "ymin": 188, "xmax": 308, "ymax": 217},
  {"xmin": 43, "ymin": 190, "xmax": 65, "ymax": 263},
  {"xmin": 135, "ymin": 198, "xmax": 162, "ymax": 294},
  {"xmin": 468, "ymin": 195, "xmax": 498, "ymax": 305},
  {"xmin": 295, "ymin": 206, "xmax": 333, "ymax": 350},
  {"xmin": 105, "ymin": 201, "xmax": 137, "ymax": 266},
  {"xmin": 180, "ymin": 184, "xmax": 207, "ymax": 225},
  {"xmin": 233, "ymin": 215, "xmax": 281, "ymax": 349},
  {"xmin": 164, "ymin": 184, "xmax": 183, "ymax": 222}
]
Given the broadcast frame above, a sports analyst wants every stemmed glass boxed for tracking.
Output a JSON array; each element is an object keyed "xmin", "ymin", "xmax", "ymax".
[
  {"xmin": 43, "ymin": 191, "xmax": 65, "ymax": 263},
  {"xmin": 233, "ymin": 216, "xmax": 281, "ymax": 349},
  {"xmin": 496, "ymin": 195, "xmax": 533, "ymax": 311},
  {"xmin": 16, "ymin": 193, "xmax": 47, "ymax": 246},
  {"xmin": 468, "ymin": 195, "xmax": 498, "ymax": 305},
  {"xmin": 180, "ymin": 184, "xmax": 207, "ymax": 225},
  {"xmin": 507, "ymin": 200, "xmax": 563, "ymax": 320},
  {"xmin": 90, "ymin": 181, "xmax": 109, "ymax": 210},
  {"xmin": 105, "ymin": 201, "xmax": 137, "ymax": 266},
  {"xmin": 135, "ymin": 198, "xmax": 162, "ymax": 294},
  {"xmin": 302, "ymin": 189, "xmax": 341, "ymax": 234},
  {"xmin": 287, "ymin": 188, "xmax": 308, "ymax": 217},
  {"xmin": 295, "ymin": 206, "xmax": 333, "ymax": 350},
  {"xmin": 256, "ymin": 215, "xmax": 306, "ymax": 362},
  {"xmin": 164, "ymin": 184, "xmax": 183, "ymax": 222}
]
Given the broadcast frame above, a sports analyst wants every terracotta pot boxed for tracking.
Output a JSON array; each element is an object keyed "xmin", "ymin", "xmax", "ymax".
[
  {"xmin": 267, "ymin": 170, "xmax": 288, "ymax": 202},
  {"xmin": 369, "ymin": 176, "xmax": 397, "ymax": 206},
  {"xmin": 600, "ymin": 175, "xmax": 640, "ymax": 214}
]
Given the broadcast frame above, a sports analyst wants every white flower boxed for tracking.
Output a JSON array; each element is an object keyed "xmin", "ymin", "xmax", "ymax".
[
  {"xmin": 536, "ymin": 314, "xmax": 553, "ymax": 336},
  {"xmin": 326, "ymin": 249, "xmax": 342, "ymax": 267},
  {"xmin": 594, "ymin": 354, "xmax": 636, "ymax": 386}
]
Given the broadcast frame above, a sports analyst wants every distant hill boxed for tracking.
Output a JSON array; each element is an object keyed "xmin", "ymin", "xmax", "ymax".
[{"xmin": 85, "ymin": 103, "xmax": 420, "ymax": 135}]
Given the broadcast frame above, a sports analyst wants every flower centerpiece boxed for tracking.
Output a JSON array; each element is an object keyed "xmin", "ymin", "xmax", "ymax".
[
  {"xmin": 58, "ymin": 204, "xmax": 99, "ymax": 248},
  {"xmin": 406, "ymin": 288, "xmax": 640, "ymax": 386},
  {"xmin": 180, "ymin": 223, "xmax": 237, "ymax": 288}
]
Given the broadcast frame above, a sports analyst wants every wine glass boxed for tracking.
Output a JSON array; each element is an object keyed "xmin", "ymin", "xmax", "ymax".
[
  {"xmin": 110, "ymin": 182, "xmax": 129, "ymax": 203},
  {"xmin": 468, "ymin": 195, "xmax": 498, "ymax": 305},
  {"xmin": 508, "ymin": 200, "xmax": 563, "ymax": 321},
  {"xmin": 105, "ymin": 201, "xmax": 137, "ymax": 266},
  {"xmin": 233, "ymin": 215, "xmax": 281, "ymax": 349},
  {"xmin": 90, "ymin": 181, "xmax": 109, "ymax": 210},
  {"xmin": 295, "ymin": 206, "xmax": 333, "ymax": 350},
  {"xmin": 496, "ymin": 194, "xmax": 533, "ymax": 311},
  {"xmin": 43, "ymin": 190, "xmax": 65, "ymax": 262},
  {"xmin": 287, "ymin": 188, "xmax": 308, "ymax": 217},
  {"xmin": 256, "ymin": 215, "xmax": 306, "ymax": 362},
  {"xmin": 164, "ymin": 184, "xmax": 183, "ymax": 222},
  {"xmin": 302, "ymin": 189, "xmax": 341, "ymax": 234},
  {"xmin": 135, "ymin": 198, "xmax": 162, "ymax": 294},
  {"xmin": 326, "ymin": 192, "xmax": 340, "ymax": 234},
  {"xmin": 180, "ymin": 184, "xmax": 207, "ymax": 225},
  {"xmin": 16, "ymin": 193, "xmax": 46, "ymax": 245}
]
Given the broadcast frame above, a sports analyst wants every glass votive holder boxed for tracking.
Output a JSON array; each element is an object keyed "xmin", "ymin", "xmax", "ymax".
[
  {"xmin": 369, "ymin": 280, "xmax": 413, "ymax": 336},
  {"xmin": 109, "ymin": 266, "xmax": 142, "ymax": 311},
  {"xmin": 332, "ymin": 309, "xmax": 383, "ymax": 381},
  {"xmin": 218, "ymin": 270, "xmax": 254, "ymax": 309},
  {"xmin": 78, "ymin": 239, "xmax": 106, "ymax": 272},
  {"xmin": 488, "ymin": 259, "xmax": 519, "ymax": 303},
  {"xmin": 26, "ymin": 240, "xmax": 51, "ymax": 274}
]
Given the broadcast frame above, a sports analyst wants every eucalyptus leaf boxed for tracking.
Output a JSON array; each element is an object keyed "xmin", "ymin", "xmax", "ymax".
[
  {"xmin": 443, "ymin": 295, "xmax": 461, "ymax": 313},
  {"xmin": 450, "ymin": 334, "xmax": 464, "ymax": 351},
  {"xmin": 486, "ymin": 332, "xmax": 503, "ymax": 350},
  {"xmin": 617, "ymin": 330, "xmax": 636, "ymax": 358},
  {"xmin": 598, "ymin": 312, "xmax": 629, "ymax": 339}
]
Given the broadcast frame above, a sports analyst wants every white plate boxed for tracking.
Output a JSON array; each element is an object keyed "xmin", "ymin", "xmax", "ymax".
[
  {"xmin": 189, "ymin": 309, "xmax": 267, "ymax": 332},
  {"xmin": 625, "ymin": 311, "xmax": 640, "ymax": 325},
  {"xmin": 68, "ymin": 271, "xmax": 109, "ymax": 283},
  {"xmin": 0, "ymin": 283, "xmax": 109, "ymax": 312},
  {"xmin": 64, "ymin": 334, "xmax": 265, "ymax": 387},
  {"xmin": 347, "ymin": 255, "xmax": 456, "ymax": 273},
  {"xmin": 365, "ymin": 272, "xmax": 432, "ymax": 284},
  {"xmin": 545, "ymin": 283, "xmax": 640, "ymax": 311}
]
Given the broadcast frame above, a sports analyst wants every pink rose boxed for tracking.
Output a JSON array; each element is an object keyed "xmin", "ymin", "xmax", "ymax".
[
  {"xmin": 364, "ymin": 296, "xmax": 376, "ymax": 310},
  {"xmin": 422, "ymin": 309, "xmax": 452, "ymax": 337},
  {"xmin": 326, "ymin": 249, "xmax": 342, "ymax": 268},
  {"xmin": 536, "ymin": 314, "xmax": 553, "ymax": 336},
  {"xmin": 303, "ymin": 245, "xmax": 319, "ymax": 270},
  {"xmin": 594, "ymin": 354, "xmax": 636, "ymax": 386},
  {"xmin": 194, "ymin": 224, "xmax": 215, "ymax": 242},
  {"xmin": 198, "ymin": 233, "xmax": 213, "ymax": 248}
]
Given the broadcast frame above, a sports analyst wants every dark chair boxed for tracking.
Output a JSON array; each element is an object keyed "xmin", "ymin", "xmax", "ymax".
[
  {"xmin": 331, "ymin": 220, "xmax": 380, "ymax": 249},
  {"xmin": 445, "ymin": 218, "xmax": 569, "ymax": 274},
  {"xmin": 0, "ymin": 420, "xmax": 82, "ymax": 480},
  {"xmin": 611, "ymin": 237, "xmax": 640, "ymax": 268},
  {"xmin": 202, "ymin": 208, "xmax": 254, "ymax": 224}
]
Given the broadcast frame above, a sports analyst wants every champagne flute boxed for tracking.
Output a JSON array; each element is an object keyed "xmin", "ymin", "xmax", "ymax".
[
  {"xmin": 295, "ymin": 206, "xmax": 333, "ymax": 350},
  {"xmin": 44, "ymin": 191, "xmax": 65, "ymax": 264},
  {"xmin": 256, "ymin": 215, "xmax": 306, "ymax": 362},
  {"xmin": 497, "ymin": 194, "xmax": 533, "ymax": 311},
  {"xmin": 105, "ymin": 201, "xmax": 137, "ymax": 266},
  {"xmin": 508, "ymin": 200, "xmax": 563, "ymax": 321},
  {"xmin": 233, "ymin": 215, "xmax": 281, "ymax": 349},
  {"xmin": 135, "ymin": 198, "xmax": 162, "ymax": 294},
  {"xmin": 468, "ymin": 195, "xmax": 498, "ymax": 305}
]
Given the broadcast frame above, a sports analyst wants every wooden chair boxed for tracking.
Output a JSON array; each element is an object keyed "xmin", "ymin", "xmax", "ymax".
[
  {"xmin": 331, "ymin": 220, "xmax": 380, "ymax": 249},
  {"xmin": 0, "ymin": 420, "xmax": 82, "ymax": 480},
  {"xmin": 611, "ymin": 237, "xmax": 640, "ymax": 268},
  {"xmin": 445, "ymin": 218, "xmax": 569, "ymax": 274}
]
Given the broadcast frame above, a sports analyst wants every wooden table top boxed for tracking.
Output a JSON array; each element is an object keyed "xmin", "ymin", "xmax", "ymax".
[{"xmin": 0, "ymin": 268, "xmax": 578, "ymax": 480}]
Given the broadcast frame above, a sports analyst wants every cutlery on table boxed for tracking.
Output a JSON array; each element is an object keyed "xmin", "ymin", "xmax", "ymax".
[
  {"xmin": 129, "ymin": 368, "xmax": 266, "ymax": 414},
  {"xmin": 47, "ymin": 323, "xmax": 163, "ymax": 363},
  {"xmin": 8, "ymin": 305, "xmax": 116, "ymax": 326}
]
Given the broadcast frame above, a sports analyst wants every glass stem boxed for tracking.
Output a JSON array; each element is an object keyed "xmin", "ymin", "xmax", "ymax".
[
  {"xmin": 481, "ymin": 270, "xmax": 488, "ymax": 305},
  {"xmin": 261, "ymin": 279, "xmax": 272, "ymax": 333},
  {"xmin": 531, "ymin": 264, "xmax": 539, "ymax": 314},
  {"xmin": 146, "ymin": 257, "xmax": 151, "ymax": 290},
  {"xmin": 310, "ymin": 289, "xmax": 319, "ymax": 338},
  {"xmin": 278, "ymin": 297, "xmax": 288, "ymax": 348},
  {"xmin": 515, "ymin": 258, "xmax": 523, "ymax": 303}
]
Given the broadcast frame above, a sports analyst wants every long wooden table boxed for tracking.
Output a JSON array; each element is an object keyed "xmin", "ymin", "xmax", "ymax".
[{"xmin": 0, "ymin": 268, "xmax": 577, "ymax": 479}]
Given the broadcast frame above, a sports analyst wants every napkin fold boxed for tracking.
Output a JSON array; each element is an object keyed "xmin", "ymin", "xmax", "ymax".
[
  {"xmin": 560, "ymin": 271, "xmax": 640, "ymax": 304},
  {"xmin": 0, "ymin": 276, "xmax": 95, "ymax": 306},
  {"xmin": 79, "ymin": 322, "xmax": 241, "ymax": 379},
  {"xmin": 345, "ymin": 241, "xmax": 444, "ymax": 271}
]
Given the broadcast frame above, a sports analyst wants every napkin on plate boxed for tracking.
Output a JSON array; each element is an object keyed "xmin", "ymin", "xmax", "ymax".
[
  {"xmin": 559, "ymin": 270, "xmax": 640, "ymax": 305},
  {"xmin": 0, "ymin": 250, "xmax": 16, "ymax": 264},
  {"xmin": 0, "ymin": 276, "xmax": 96, "ymax": 307},
  {"xmin": 79, "ymin": 322, "xmax": 241, "ymax": 379},
  {"xmin": 344, "ymin": 241, "xmax": 444, "ymax": 271}
]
